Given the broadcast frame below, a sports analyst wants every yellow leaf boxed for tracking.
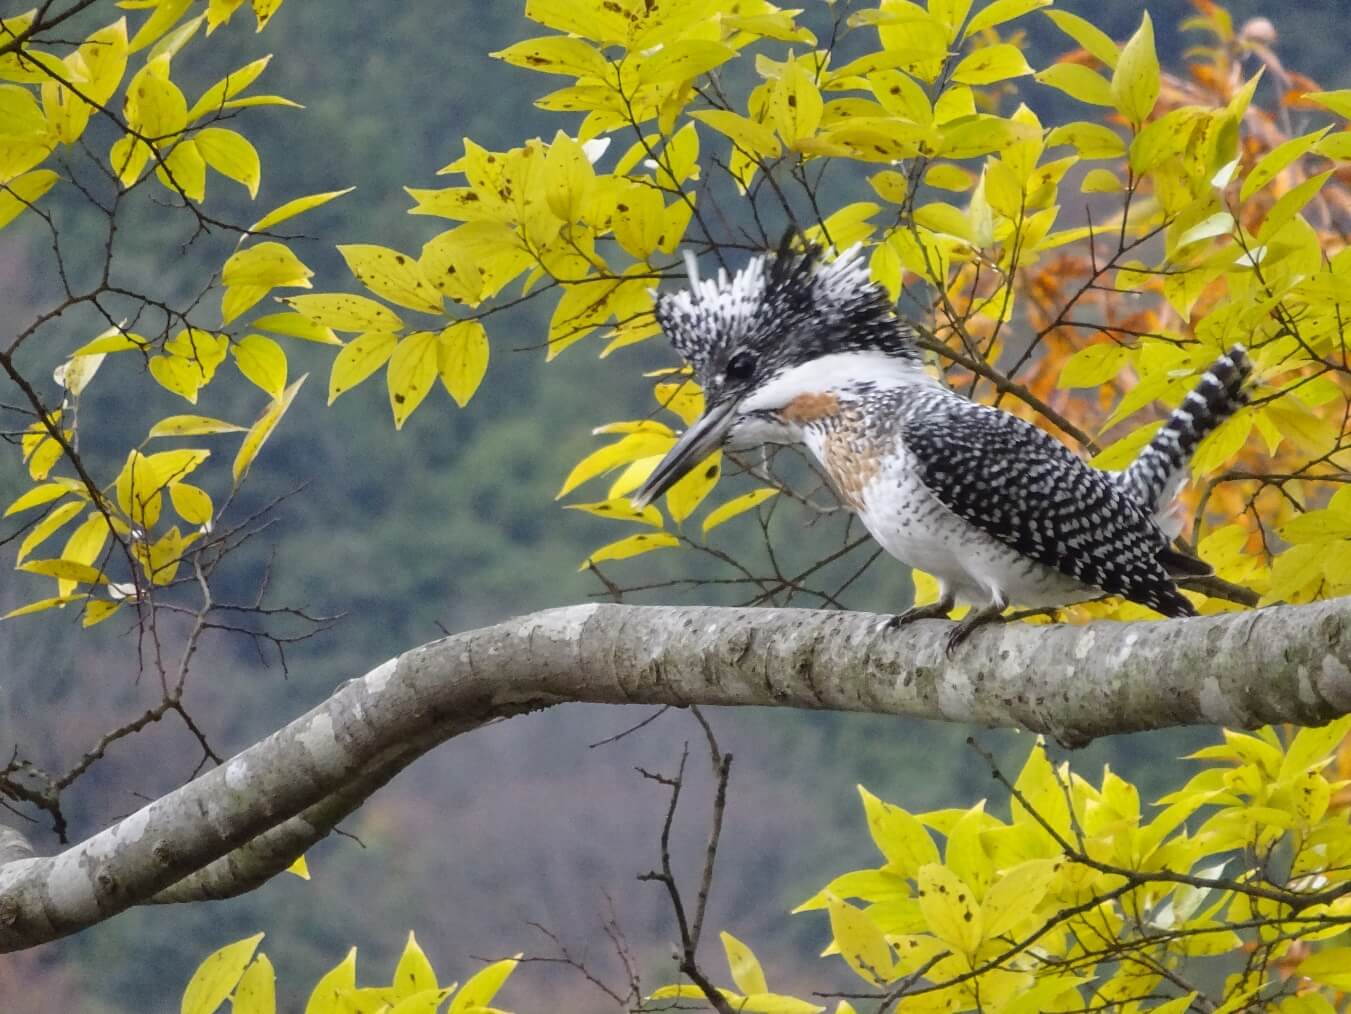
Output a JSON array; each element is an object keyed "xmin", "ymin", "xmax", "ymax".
[
  {"xmin": 59, "ymin": 511, "xmax": 110, "ymax": 597},
  {"xmin": 1258, "ymin": 169, "xmax": 1334, "ymax": 242},
  {"xmin": 1046, "ymin": 120, "xmax": 1124, "ymax": 159},
  {"xmin": 338, "ymin": 244, "xmax": 443, "ymax": 314},
  {"xmin": 1111, "ymin": 12, "xmax": 1159, "ymax": 126},
  {"xmin": 233, "ymin": 375, "xmax": 305, "ymax": 488},
  {"xmin": 638, "ymin": 40, "xmax": 734, "ymax": 85},
  {"xmin": 252, "ymin": 0, "xmax": 284, "ymax": 32},
  {"xmin": 304, "ymin": 948, "xmax": 356, "ymax": 1014},
  {"xmin": 1036, "ymin": 63, "xmax": 1114, "ymax": 106},
  {"xmin": 250, "ymin": 312, "xmax": 341, "ymax": 345},
  {"xmin": 666, "ymin": 450, "xmax": 720, "ymax": 524},
  {"xmin": 703, "ymin": 488, "xmax": 779, "ymax": 535},
  {"xmin": 249, "ymin": 187, "xmax": 355, "ymax": 234},
  {"xmin": 20, "ymin": 558, "xmax": 108, "ymax": 585},
  {"xmin": 329, "ymin": 331, "xmax": 397, "ymax": 404},
  {"xmin": 17, "ymin": 500, "xmax": 84, "ymax": 564},
  {"xmin": 387, "ymin": 331, "xmax": 439, "ymax": 429},
  {"xmin": 1261, "ymin": 543, "xmax": 1324, "ymax": 606},
  {"xmin": 285, "ymin": 293, "xmax": 403, "ymax": 333},
  {"xmin": 2, "ymin": 594, "xmax": 90, "ymax": 620},
  {"xmin": 1263, "ymin": 399, "xmax": 1337, "ymax": 456},
  {"xmin": 446, "ymin": 956, "xmax": 518, "ymax": 1013},
  {"xmin": 916, "ymin": 863, "xmax": 982, "ymax": 955},
  {"xmin": 391, "ymin": 931, "xmax": 438, "ymax": 999},
  {"xmin": 1296, "ymin": 948, "xmax": 1351, "ymax": 990},
  {"xmin": 115, "ymin": 449, "xmax": 162, "ymax": 529},
  {"xmin": 1058, "ymin": 343, "xmax": 1130, "ymax": 388},
  {"xmin": 559, "ymin": 431, "xmax": 674, "ymax": 498},
  {"xmin": 232, "ymin": 955, "xmax": 276, "ymax": 1014},
  {"xmin": 0, "ymin": 169, "xmax": 58, "ymax": 231},
  {"xmin": 980, "ymin": 859, "xmax": 1058, "ymax": 941},
  {"xmin": 170, "ymin": 483, "xmax": 213, "ymax": 526},
  {"xmin": 824, "ymin": 893, "xmax": 894, "ymax": 986},
  {"xmin": 580, "ymin": 532, "xmax": 680, "ymax": 569},
  {"xmin": 158, "ymin": 137, "xmax": 206, "ymax": 201},
  {"xmin": 1189, "ymin": 411, "xmax": 1252, "ymax": 475},
  {"xmin": 149, "ymin": 415, "xmax": 247, "ymax": 438},
  {"xmin": 544, "ymin": 131, "xmax": 594, "ymax": 224},
  {"xmin": 435, "ymin": 320, "xmax": 489, "ymax": 408},
  {"xmin": 129, "ymin": 0, "xmax": 192, "ymax": 52},
  {"xmin": 73, "ymin": 329, "xmax": 149, "ymax": 356},
  {"xmin": 566, "ymin": 499, "xmax": 664, "ymax": 527},
  {"xmin": 223, "ymin": 242, "xmax": 312, "ymax": 288},
  {"xmin": 1080, "ymin": 167, "xmax": 1121, "ymax": 193},
  {"xmin": 1305, "ymin": 90, "xmax": 1351, "ymax": 120},
  {"xmin": 150, "ymin": 355, "xmax": 204, "ymax": 404},
  {"xmin": 6, "ymin": 482, "xmax": 82, "ymax": 517},
  {"xmin": 689, "ymin": 109, "xmax": 782, "ymax": 159},
  {"xmin": 965, "ymin": 0, "xmax": 1051, "ymax": 37},
  {"xmin": 721, "ymin": 932, "xmax": 768, "ymax": 995},
  {"xmin": 952, "ymin": 44, "xmax": 1033, "ymax": 85},
  {"xmin": 195, "ymin": 126, "xmax": 260, "ymax": 197},
  {"xmin": 772, "ymin": 61, "xmax": 824, "ymax": 144},
  {"xmin": 1241, "ymin": 128, "xmax": 1332, "ymax": 202},
  {"xmin": 285, "ymin": 855, "xmax": 310, "ymax": 880},
  {"xmin": 232, "ymin": 334, "xmax": 288, "ymax": 398},
  {"xmin": 1044, "ymin": 10, "xmax": 1119, "ymax": 68},
  {"xmin": 491, "ymin": 35, "xmax": 610, "ymax": 78},
  {"xmin": 81, "ymin": 599, "xmax": 123, "ymax": 628},
  {"xmin": 857, "ymin": 787, "xmax": 940, "ymax": 874}
]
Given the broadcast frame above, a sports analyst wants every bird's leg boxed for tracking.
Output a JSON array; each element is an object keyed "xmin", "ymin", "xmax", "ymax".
[
  {"xmin": 879, "ymin": 591, "xmax": 956, "ymax": 631},
  {"xmin": 944, "ymin": 594, "xmax": 1010, "ymax": 656}
]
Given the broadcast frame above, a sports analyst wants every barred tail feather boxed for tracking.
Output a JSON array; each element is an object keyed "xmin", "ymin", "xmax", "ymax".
[{"xmin": 1114, "ymin": 344, "xmax": 1252, "ymax": 520}]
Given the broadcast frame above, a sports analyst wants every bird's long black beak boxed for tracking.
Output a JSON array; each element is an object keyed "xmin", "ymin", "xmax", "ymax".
[{"xmin": 631, "ymin": 401, "xmax": 736, "ymax": 509}]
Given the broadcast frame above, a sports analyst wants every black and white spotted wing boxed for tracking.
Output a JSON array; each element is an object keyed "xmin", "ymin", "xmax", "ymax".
[{"xmin": 900, "ymin": 395, "xmax": 1196, "ymax": 618}]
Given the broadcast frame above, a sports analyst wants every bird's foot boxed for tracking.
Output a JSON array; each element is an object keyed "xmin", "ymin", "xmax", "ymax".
[
  {"xmin": 876, "ymin": 598, "xmax": 955, "ymax": 633},
  {"xmin": 943, "ymin": 603, "xmax": 1009, "ymax": 657}
]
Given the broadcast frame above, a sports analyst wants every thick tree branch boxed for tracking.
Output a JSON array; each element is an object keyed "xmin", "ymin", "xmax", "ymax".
[{"xmin": 2, "ymin": 598, "xmax": 1350, "ymax": 951}]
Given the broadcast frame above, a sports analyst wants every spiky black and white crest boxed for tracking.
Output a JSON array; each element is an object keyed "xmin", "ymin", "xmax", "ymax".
[{"xmin": 654, "ymin": 242, "xmax": 922, "ymax": 388}]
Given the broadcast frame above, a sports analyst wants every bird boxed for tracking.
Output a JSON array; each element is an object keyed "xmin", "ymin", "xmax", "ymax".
[{"xmin": 631, "ymin": 240, "xmax": 1252, "ymax": 653}]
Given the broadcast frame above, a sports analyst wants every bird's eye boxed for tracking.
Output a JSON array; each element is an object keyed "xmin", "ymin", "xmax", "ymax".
[{"xmin": 725, "ymin": 351, "xmax": 756, "ymax": 382}]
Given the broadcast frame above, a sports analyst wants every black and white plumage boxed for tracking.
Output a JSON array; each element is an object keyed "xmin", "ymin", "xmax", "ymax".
[{"xmin": 633, "ymin": 243, "xmax": 1250, "ymax": 649}]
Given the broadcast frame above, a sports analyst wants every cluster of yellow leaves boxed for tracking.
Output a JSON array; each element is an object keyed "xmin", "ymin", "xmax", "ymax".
[
  {"xmin": 180, "ymin": 931, "xmax": 518, "ymax": 1014},
  {"xmin": 668, "ymin": 725, "xmax": 1351, "ymax": 1013}
]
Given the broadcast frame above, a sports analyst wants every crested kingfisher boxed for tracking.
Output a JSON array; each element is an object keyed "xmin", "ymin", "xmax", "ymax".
[{"xmin": 631, "ymin": 242, "xmax": 1251, "ymax": 652}]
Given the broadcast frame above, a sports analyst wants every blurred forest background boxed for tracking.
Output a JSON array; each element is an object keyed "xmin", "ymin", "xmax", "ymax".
[{"xmin": 1, "ymin": 1, "xmax": 1347, "ymax": 1010}]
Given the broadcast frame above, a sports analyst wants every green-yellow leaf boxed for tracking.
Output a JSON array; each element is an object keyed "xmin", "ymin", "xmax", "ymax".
[
  {"xmin": 1111, "ymin": 13, "xmax": 1159, "ymax": 126},
  {"xmin": 234, "ymin": 375, "xmax": 305, "ymax": 488},
  {"xmin": 1297, "ymin": 948, "xmax": 1351, "ymax": 989},
  {"xmin": 284, "ymin": 293, "xmax": 403, "ymax": 333},
  {"xmin": 436, "ymin": 320, "xmax": 489, "ymax": 407},
  {"xmin": 304, "ymin": 947, "xmax": 357, "ymax": 1014},
  {"xmin": 703, "ymin": 488, "xmax": 779, "ymax": 535},
  {"xmin": 328, "ymin": 332, "xmax": 398, "ymax": 404},
  {"xmin": 249, "ymin": 187, "xmax": 355, "ymax": 234},
  {"xmin": 233, "ymin": 334, "xmax": 288, "ymax": 398},
  {"xmin": 1241, "ymin": 127, "xmax": 1331, "ymax": 202},
  {"xmin": 965, "ymin": 0, "xmax": 1051, "ymax": 37},
  {"xmin": 338, "ymin": 244, "xmax": 443, "ymax": 314},
  {"xmin": 952, "ymin": 44, "xmax": 1032, "ymax": 85},
  {"xmin": 721, "ymin": 931, "xmax": 768, "ymax": 995},
  {"xmin": 387, "ymin": 331, "xmax": 439, "ymax": 428},
  {"xmin": 446, "ymin": 956, "xmax": 518, "ymax": 1013},
  {"xmin": 195, "ymin": 126, "xmax": 260, "ymax": 197},
  {"xmin": 1036, "ymin": 63, "xmax": 1114, "ymax": 106},
  {"xmin": 1044, "ymin": 10, "xmax": 1119, "ymax": 68},
  {"xmin": 580, "ymin": 532, "xmax": 679, "ymax": 569},
  {"xmin": 1058, "ymin": 343, "xmax": 1130, "ymax": 388}
]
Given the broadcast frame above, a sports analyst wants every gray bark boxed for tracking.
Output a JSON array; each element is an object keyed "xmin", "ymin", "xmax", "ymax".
[{"xmin": 1, "ymin": 599, "xmax": 1348, "ymax": 951}]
